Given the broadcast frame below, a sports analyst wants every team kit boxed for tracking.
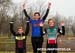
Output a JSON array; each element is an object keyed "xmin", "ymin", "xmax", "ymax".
[{"xmin": 9, "ymin": 2, "xmax": 65, "ymax": 53}]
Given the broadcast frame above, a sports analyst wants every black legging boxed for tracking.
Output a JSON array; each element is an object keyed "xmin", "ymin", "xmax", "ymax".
[
  {"xmin": 31, "ymin": 37, "xmax": 43, "ymax": 53},
  {"xmin": 16, "ymin": 48, "xmax": 26, "ymax": 53},
  {"xmin": 46, "ymin": 41, "xmax": 58, "ymax": 53}
]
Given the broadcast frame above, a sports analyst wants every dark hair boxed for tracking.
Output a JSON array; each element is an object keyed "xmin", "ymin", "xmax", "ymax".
[{"xmin": 34, "ymin": 12, "xmax": 40, "ymax": 16}]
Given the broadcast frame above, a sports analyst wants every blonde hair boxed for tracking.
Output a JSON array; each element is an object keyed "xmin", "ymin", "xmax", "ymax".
[
  {"xmin": 18, "ymin": 26, "xmax": 23, "ymax": 29},
  {"xmin": 48, "ymin": 18, "xmax": 56, "ymax": 24}
]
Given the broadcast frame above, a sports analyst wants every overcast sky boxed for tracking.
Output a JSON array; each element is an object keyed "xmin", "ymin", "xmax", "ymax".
[{"xmin": 11, "ymin": 0, "xmax": 75, "ymax": 17}]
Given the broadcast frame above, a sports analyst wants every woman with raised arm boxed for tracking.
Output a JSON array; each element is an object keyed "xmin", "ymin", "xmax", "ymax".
[
  {"xmin": 23, "ymin": 2, "xmax": 51, "ymax": 53},
  {"xmin": 44, "ymin": 19, "xmax": 65, "ymax": 53}
]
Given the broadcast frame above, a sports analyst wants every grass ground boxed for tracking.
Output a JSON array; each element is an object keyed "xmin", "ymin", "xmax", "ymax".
[
  {"xmin": 0, "ymin": 35, "xmax": 75, "ymax": 52},
  {"xmin": 0, "ymin": 51, "xmax": 75, "ymax": 53}
]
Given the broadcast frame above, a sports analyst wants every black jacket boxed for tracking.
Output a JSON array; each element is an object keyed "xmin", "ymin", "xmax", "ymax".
[{"xmin": 10, "ymin": 21, "xmax": 29, "ymax": 49}]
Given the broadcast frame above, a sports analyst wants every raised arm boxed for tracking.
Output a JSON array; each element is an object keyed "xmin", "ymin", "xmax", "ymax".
[
  {"xmin": 41, "ymin": 28, "xmax": 47, "ymax": 35},
  {"xmin": 58, "ymin": 21, "xmax": 65, "ymax": 35},
  {"xmin": 42, "ymin": 2, "xmax": 51, "ymax": 21},
  {"xmin": 25, "ymin": 20, "xmax": 30, "ymax": 36},
  {"xmin": 9, "ymin": 21, "xmax": 16, "ymax": 35},
  {"xmin": 23, "ymin": 4, "xmax": 31, "ymax": 20},
  {"xmin": 58, "ymin": 26, "xmax": 65, "ymax": 35}
]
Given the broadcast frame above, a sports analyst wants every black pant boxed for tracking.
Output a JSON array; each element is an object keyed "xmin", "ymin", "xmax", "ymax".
[
  {"xmin": 31, "ymin": 37, "xmax": 43, "ymax": 53},
  {"xmin": 46, "ymin": 42, "xmax": 58, "ymax": 53},
  {"xmin": 16, "ymin": 48, "xmax": 26, "ymax": 53}
]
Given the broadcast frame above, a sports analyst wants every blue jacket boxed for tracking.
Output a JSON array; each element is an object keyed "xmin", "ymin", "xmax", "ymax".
[
  {"xmin": 23, "ymin": 9, "xmax": 49, "ymax": 37},
  {"xmin": 30, "ymin": 19, "xmax": 43, "ymax": 37}
]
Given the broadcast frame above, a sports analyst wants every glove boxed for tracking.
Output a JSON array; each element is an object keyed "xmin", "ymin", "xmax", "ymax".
[
  {"xmin": 9, "ymin": 21, "xmax": 14, "ymax": 24},
  {"xmin": 26, "ymin": 20, "xmax": 29, "ymax": 23}
]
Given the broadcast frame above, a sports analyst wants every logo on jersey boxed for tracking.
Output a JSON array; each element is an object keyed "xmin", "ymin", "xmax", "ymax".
[{"xmin": 33, "ymin": 24, "xmax": 40, "ymax": 26}]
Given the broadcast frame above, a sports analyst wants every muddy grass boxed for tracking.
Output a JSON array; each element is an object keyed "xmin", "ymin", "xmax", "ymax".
[
  {"xmin": 0, "ymin": 51, "xmax": 75, "ymax": 53},
  {"xmin": 0, "ymin": 35, "xmax": 75, "ymax": 52}
]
